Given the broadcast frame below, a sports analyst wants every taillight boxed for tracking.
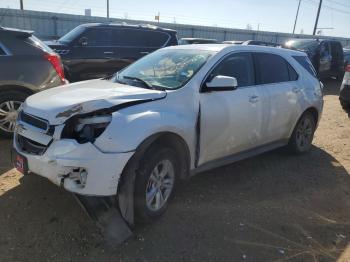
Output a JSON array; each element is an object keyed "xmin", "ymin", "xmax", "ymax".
[
  {"xmin": 346, "ymin": 65, "xmax": 350, "ymax": 73},
  {"xmin": 44, "ymin": 53, "xmax": 65, "ymax": 82}
]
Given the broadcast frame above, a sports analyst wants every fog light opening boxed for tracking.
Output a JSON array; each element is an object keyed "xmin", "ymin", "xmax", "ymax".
[{"xmin": 68, "ymin": 167, "xmax": 88, "ymax": 188}]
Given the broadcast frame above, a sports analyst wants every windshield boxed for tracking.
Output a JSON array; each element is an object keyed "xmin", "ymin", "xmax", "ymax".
[
  {"xmin": 284, "ymin": 40, "xmax": 319, "ymax": 51},
  {"xmin": 112, "ymin": 49, "xmax": 215, "ymax": 90},
  {"xmin": 58, "ymin": 26, "xmax": 85, "ymax": 43}
]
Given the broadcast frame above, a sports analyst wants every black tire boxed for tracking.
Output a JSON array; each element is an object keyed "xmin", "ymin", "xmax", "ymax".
[
  {"xmin": 134, "ymin": 146, "xmax": 179, "ymax": 223},
  {"xmin": 0, "ymin": 91, "xmax": 29, "ymax": 138},
  {"xmin": 288, "ymin": 112, "xmax": 316, "ymax": 154},
  {"xmin": 340, "ymin": 98, "xmax": 350, "ymax": 110}
]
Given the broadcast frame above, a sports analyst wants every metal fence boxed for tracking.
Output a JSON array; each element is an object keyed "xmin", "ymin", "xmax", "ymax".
[{"xmin": 1, "ymin": 8, "xmax": 350, "ymax": 46}]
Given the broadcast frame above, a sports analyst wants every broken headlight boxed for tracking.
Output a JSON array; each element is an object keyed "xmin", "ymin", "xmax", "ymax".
[{"xmin": 62, "ymin": 114, "xmax": 112, "ymax": 143}]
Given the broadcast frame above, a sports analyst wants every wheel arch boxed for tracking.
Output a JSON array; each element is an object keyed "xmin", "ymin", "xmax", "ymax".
[
  {"xmin": 304, "ymin": 106, "xmax": 319, "ymax": 125},
  {"xmin": 116, "ymin": 131, "xmax": 191, "ymax": 225},
  {"xmin": 125, "ymin": 131, "xmax": 191, "ymax": 180},
  {"xmin": 0, "ymin": 84, "xmax": 35, "ymax": 96}
]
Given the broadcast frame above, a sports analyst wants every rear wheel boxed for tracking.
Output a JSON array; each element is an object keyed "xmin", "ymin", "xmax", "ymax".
[
  {"xmin": 0, "ymin": 91, "xmax": 29, "ymax": 138},
  {"xmin": 288, "ymin": 112, "xmax": 316, "ymax": 154},
  {"xmin": 134, "ymin": 146, "xmax": 179, "ymax": 223}
]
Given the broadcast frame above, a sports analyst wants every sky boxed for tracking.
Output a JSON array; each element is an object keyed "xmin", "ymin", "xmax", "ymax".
[{"xmin": 0, "ymin": 0, "xmax": 349, "ymax": 38}]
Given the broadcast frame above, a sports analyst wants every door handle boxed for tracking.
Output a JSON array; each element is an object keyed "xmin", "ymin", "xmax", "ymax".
[
  {"xmin": 249, "ymin": 95, "xmax": 259, "ymax": 103},
  {"xmin": 104, "ymin": 51, "xmax": 114, "ymax": 55},
  {"xmin": 292, "ymin": 87, "xmax": 300, "ymax": 93},
  {"xmin": 140, "ymin": 51, "xmax": 149, "ymax": 55}
]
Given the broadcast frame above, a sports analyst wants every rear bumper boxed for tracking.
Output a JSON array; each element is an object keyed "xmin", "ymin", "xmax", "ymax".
[{"xmin": 14, "ymin": 135, "xmax": 134, "ymax": 196}]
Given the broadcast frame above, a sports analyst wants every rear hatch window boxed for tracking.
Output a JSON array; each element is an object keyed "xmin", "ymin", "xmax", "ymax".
[{"xmin": 27, "ymin": 35, "xmax": 54, "ymax": 53}]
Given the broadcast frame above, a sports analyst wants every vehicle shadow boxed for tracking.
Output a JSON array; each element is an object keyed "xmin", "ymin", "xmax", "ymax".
[
  {"xmin": 322, "ymin": 78, "xmax": 342, "ymax": 96},
  {"xmin": 1, "ymin": 140, "xmax": 350, "ymax": 261}
]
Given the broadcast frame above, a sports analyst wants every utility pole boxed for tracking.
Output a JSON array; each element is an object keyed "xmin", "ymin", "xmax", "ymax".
[
  {"xmin": 106, "ymin": 0, "xmax": 109, "ymax": 19},
  {"xmin": 293, "ymin": 0, "xmax": 301, "ymax": 34},
  {"xmin": 313, "ymin": 0, "xmax": 323, "ymax": 35},
  {"xmin": 20, "ymin": 0, "xmax": 23, "ymax": 10}
]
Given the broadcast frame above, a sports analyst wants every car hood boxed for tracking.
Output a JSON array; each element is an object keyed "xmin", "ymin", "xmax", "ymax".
[{"xmin": 23, "ymin": 79, "xmax": 167, "ymax": 125}]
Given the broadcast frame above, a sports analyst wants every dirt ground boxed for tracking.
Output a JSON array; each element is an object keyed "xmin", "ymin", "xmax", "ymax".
[{"xmin": 1, "ymin": 79, "xmax": 350, "ymax": 262}]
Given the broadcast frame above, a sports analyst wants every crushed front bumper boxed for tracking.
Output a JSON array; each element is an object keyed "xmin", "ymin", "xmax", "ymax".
[{"xmin": 14, "ymin": 135, "xmax": 134, "ymax": 196}]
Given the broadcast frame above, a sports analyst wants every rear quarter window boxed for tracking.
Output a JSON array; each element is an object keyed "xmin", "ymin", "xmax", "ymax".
[
  {"xmin": 293, "ymin": 56, "xmax": 318, "ymax": 78},
  {"xmin": 254, "ymin": 53, "xmax": 290, "ymax": 84},
  {"xmin": 27, "ymin": 36, "xmax": 54, "ymax": 53}
]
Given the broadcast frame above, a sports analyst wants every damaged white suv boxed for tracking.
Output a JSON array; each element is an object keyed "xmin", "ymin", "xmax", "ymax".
[{"xmin": 13, "ymin": 44, "xmax": 323, "ymax": 223}]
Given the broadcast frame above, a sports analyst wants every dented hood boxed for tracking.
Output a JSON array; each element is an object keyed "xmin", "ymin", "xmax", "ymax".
[{"xmin": 23, "ymin": 79, "xmax": 166, "ymax": 125}]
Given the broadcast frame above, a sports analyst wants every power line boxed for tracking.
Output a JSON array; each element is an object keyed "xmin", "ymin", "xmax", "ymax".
[
  {"xmin": 303, "ymin": 0, "xmax": 350, "ymax": 14},
  {"xmin": 325, "ymin": 0, "xmax": 350, "ymax": 9}
]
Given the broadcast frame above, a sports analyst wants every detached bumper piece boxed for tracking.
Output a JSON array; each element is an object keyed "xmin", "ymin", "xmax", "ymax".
[{"xmin": 74, "ymin": 195, "xmax": 133, "ymax": 246}]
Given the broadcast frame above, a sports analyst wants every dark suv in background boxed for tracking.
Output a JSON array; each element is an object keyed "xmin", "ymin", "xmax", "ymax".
[
  {"xmin": 284, "ymin": 39, "xmax": 344, "ymax": 79},
  {"xmin": 46, "ymin": 23, "xmax": 178, "ymax": 82},
  {"xmin": 0, "ymin": 27, "xmax": 66, "ymax": 137}
]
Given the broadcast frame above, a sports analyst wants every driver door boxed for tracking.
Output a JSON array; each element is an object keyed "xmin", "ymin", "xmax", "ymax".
[
  {"xmin": 319, "ymin": 41, "xmax": 332, "ymax": 78},
  {"xmin": 198, "ymin": 52, "xmax": 266, "ymax": 165}
]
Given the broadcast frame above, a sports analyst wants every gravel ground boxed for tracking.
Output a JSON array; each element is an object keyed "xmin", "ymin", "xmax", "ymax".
[{"xmin": 1, "ymin": 79, "xmax": 350, "ymax": 262}]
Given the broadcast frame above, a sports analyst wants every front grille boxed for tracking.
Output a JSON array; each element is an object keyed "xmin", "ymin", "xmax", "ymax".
[
  {"xmin": 19, "ymin": 111, "xmax": 48, "ymax": 131},
  {"xmin": 17, "ymin": 134, "xmax": 48, "ymax": 155}
]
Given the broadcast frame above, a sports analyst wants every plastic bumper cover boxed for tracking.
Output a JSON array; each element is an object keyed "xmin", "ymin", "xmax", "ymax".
[{"xmin": 14, "ymin": 137, "xmax": 134, "ymax": 196}]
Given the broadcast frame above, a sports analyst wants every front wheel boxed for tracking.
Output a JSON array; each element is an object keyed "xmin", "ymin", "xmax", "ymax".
[
  {"xmin": 288, "ymin": 112, "xmax": 316, "ymax": 154},
  {"xmin": 134, "ymin": 146, "xmax": 179, "ymax": 223}
]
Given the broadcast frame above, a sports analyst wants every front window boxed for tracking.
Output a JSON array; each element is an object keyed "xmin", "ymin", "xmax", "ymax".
[
  {"xmin": 112, "ymin": 49, "xmax": 215, "ymax": 90},
  {"xmin": 58, "ymin": 26, "xmax": 85, "ymax": 44}
]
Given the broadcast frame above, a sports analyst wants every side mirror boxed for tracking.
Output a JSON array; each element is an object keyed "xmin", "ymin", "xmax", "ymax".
[
  {"xmin": 78, "ymin": 37, "xmax": 88, "ymax": 47},
  {"xmin": 205, "ymin": 75, "xmax": 238, "ymax": 91}
]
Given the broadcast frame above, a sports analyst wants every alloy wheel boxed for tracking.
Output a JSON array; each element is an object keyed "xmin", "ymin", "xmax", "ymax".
[
  {"xmin": 0, "ymin": 101, "xmax": 22, "ymax": 133},
  {"xmin": 145, "ymin": 159, "xmax": 175, "ymax": 211},
  {"xmin": 295, "ymin": 117, "xmax": 313, "ymax": 151}
]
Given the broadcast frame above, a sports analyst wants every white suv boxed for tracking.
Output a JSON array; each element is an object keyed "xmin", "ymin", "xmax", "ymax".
[{"xmin": 13, "ymin": 44, "xmax": 323, "ymax": 223}]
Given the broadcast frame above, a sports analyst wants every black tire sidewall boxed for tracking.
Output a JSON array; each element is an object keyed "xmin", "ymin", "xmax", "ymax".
[
  {"xmin": 134, "ymin": 147, "xmax": 179, "ymax": 223},
  {"xmin": 0, "ymin": 91, "xmax": 29, "ymax": 138}
]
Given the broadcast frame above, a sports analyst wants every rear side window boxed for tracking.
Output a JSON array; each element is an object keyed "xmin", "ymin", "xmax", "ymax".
[
  {"xmin": 27, "ymin": 35, "xmax": 54, "ymax": 53},
  {"xmin": 293, "ymin": 56, "xmax": 318, "ymax": 78},
  {"xmin": 211, "ymin": 52, "xmax": 255, "ymax": 87},
  {"xmin": 82, "ymin": 28, "xmax": 112, "ymax": 46},
  {"xmin": 254, "ymin": 53, "xmax": 290, "ymax": 84},
  {"xmin": 112, "ymin": 29, "xmax": 170, "ymax": 48}
]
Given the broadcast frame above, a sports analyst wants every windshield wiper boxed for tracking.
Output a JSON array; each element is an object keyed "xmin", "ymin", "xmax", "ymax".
[{"xmin": 122, "ymin": 75, "xmax": 154, "ymax": 89}]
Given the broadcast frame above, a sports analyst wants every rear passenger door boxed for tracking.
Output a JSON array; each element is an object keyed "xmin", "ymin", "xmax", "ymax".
[{"xmin": 253, "ymin": 52, "xmax": 300, "ymax": 143}]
